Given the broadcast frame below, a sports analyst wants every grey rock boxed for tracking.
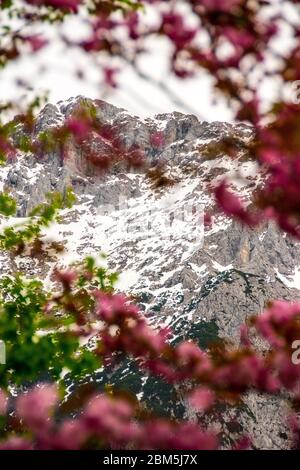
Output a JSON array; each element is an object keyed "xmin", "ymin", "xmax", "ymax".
[{"xmin": 1, "ymin": 96, "xmax": 299, "ymax": 449}]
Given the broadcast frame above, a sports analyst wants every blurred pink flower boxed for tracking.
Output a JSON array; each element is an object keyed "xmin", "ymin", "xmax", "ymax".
[
  {"xmin": 188, "ymin": 388, "xmax": 215, "ymax": 412},
  {"xmin": 16, "ymin": 384, "xmax": 59, "ymax": 431}
]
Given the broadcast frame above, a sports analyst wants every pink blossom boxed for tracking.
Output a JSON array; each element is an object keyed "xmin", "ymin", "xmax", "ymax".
[
  {"xmin": 188, "ymin": 388, "xmax": 215, "ymax": 412},
  {"xmin": 55, "ymin": 269, "xmax": 77, "ymax": 289},
  {"xmin": 126, "ymin": 12, "xmax": 140, "ymax": 40},
  {"xmin": 223, "ymin": 27, "xmax": 255, "ymax": 49},
  {"xmin": 83, "ymin": 395, "xmax": 138, "ymax": 444},
  {"xmin": 95, "ymin": 292, "xmax": 139, "ymax": 322},
  {"xmin": 288, "ymin": 413, "xmax": 300, "ymax": 447},
  {"xmin": 176, "ymin": 341, "xmax": 212, "ymax": 376},
  {"xmin": 103, "ymin": 67, "xmax": 119, "ymax": 89},
  {"xmin": 0, "ymin": 437, "xmax": 32, "ymax": 450},
  {"xmin": 48, "ymin": 420, "xmax": 87, "ymax": 450},
  {"xmin": 0, "ymin": 389, "xmax": 7, "ymax": 416},
  {"xmin": 16, "ymin": 384, "xmax": 59, "ymax": 431},
  {"xmin": 212, "ymin": 356, "xmax": 264, "ymax": 390},
  {"xmin": 255, "ymin": 301, "xmax": 300, "ymax": 348},
  {"xmin": 161, "ymin": 12, "xmax": 196, "ymax": 50},
  {"xmin": 176, "ymin": 341, "xmax": 204, "ymax": 364},
  {"xmin": 273, "ymin": 351, "xmax": 300, "ymax": 389},
  {"xmin": 127, "ymin": 148, "xmax": 145, "ymax": 168},
  {"xmin": 232, "ymin": 436, "xmax": 252, "ymax": 450},
  {"xmin": 150, "ymin": 132, "xmax": 165, "ymax": 148},
  {"xmin": 0, "ymin": 136, "xmax": 17, "ymax": 161},
  {"xmin": 144, "ymin": 359, "xmax": 177, "ymax": 383},
  {"xmin": 215, "ymin": 180, "xmax": 258, "ymax": 226},
  {"xmin": 140, "ymin": 421, "xmax": 218, "ymax": 450},
  {"xmin": 21, "ymin": 35, "xmax": 48, "ymax": 53},
  {"xmin": 66, "ymin": 117, "xmax": 91, "ymax": 140}
]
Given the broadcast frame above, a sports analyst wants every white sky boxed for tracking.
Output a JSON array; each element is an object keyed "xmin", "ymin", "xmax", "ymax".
[
  {"xmin": 0, "ymin": 39, "xmax": 233, "ymax": 121},
  {"xmin": 1, "ymin": 1, "xmax": 299, "ymax": 121},
  {"xmin": 0, "ymin": 7, "xmax": 233, "ymax": 121}
]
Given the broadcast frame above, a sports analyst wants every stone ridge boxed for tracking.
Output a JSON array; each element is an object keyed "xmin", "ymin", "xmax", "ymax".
[
  {"xmin": 0, "ymin": 97, "xmax": 299, "ymax": 449},
  {"xmin": 7, "ymin": 96, "xmax": 254, "ymax": 215}
]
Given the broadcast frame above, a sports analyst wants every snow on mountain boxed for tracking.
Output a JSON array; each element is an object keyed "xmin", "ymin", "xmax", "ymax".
[{"xmin": 1, "ymin": 96, "xmax": 300, "ymax": 448}]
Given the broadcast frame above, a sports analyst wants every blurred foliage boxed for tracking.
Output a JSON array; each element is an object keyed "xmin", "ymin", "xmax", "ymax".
[
  {"xmin": 0, "ymin": 192, "xmax": 16, "ymax": 216},
  {"xmin": 0, "ymin": 254, "xmax": 119, "ymax": 389},
  {"xmin": 0, "ymin": 188, "xmax": 75, "ymax": 251},
  {"xmin": 0, "ymin": 190, "xmax": 120, "ymax": 389}
]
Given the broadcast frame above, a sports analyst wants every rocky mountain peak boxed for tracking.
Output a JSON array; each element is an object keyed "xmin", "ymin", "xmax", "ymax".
[
  {"xmin": 1, "ymin": 97, "xmax": 299, "ymax": 448},
  {"xmin": 30, "ymin": 95, "xmax": 253, "ymax": 173},
  {"xmin": 7, "ymin": 96, "xmax": 255, "ymax": 213}
]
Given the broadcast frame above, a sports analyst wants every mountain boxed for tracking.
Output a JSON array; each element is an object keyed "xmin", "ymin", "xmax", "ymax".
[{"xmin": 1, "ymin": 96, "xmax": 300, "ymax": 449}]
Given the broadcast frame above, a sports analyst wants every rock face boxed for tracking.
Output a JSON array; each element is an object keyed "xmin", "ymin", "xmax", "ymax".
[{"xmin": 1, "ymin": 96, "xmax": 300, "ymax": 449}]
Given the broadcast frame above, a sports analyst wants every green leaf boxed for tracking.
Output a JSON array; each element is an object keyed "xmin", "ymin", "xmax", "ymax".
[{"xmin": 0, "ymin": 193, "xmax": 16, "ymax": 216}]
